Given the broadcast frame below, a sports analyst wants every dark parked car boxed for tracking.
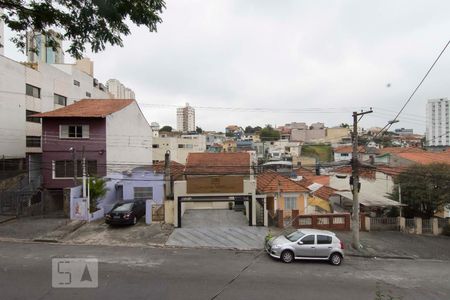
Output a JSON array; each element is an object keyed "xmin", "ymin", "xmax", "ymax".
[{"xmin": 105, "ymin": 201, "xmax": 146, "ymax": 225}]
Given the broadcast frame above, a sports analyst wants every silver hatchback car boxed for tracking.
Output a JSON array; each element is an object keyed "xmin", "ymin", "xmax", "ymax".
[{"xmin": 265, "ymin": 229, "xmax": 345, "ymax": 265}]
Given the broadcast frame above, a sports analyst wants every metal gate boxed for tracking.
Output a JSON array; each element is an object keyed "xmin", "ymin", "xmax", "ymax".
[
  {"xmin": 370, "ymin": 217, "xmax": 399, "ymax": 231},
  {"xmin": 255, "ymin": 198, "xmax": 264, "ymax": 226},
  {"xmin": 422, "ymin": 219, "xmax": 432, "ymax": 234}
]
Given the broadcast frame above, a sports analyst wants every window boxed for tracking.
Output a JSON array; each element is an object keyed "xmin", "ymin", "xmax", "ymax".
[
  {"xmin": 178, "ymin": 144, "xmax": 185, "ymax": 148},
  {"xmin": 152, "ymin": 144, "xmax": 159, "ymax": 148},
  {"xmin": 301, "ymin": 235, "xmax": 315, "ymax": 245},
  {"xmin": 54, "ymin": 94, "xmax": 67, "ymax": 106},
  {"xmin": 340, "ymin": 153, "xmax": 349, "ymax": 157},
  {"xmin": 73, "ymin": 80, "xmax": 80, "ymax": 87},
  {"xmin": 185, "ymin": 144, "xmax": 193, "ymax": 149},
  {"xmin": 26, "ymin": 110, "xmax": 41, "ymax": 123},
  {"xmin": 284, "ymin": 197, "xmax": 297, "ymax": 210},
  {"xmin": 25, "ymin": 84, "xmax": 40, "ymax": 98},
  {"xmin": 54, "ymin": 160, "xmax": 97, "ymax": 178},
  {"xmin": 317, "ymin": 235, "xmax": 332, "ymax": 244},
  {"xmin": 59, "ymin": 125, "xmax": 89, "ymax": 139},
  {"xmin": 26, "ymin": 136, "xmax": 41, "ymax": 147},
  {"xmin": 86, "ymin": 92, "xmax": 91, "ymax": 97},
  {"xmin": 134, "ymin": 187, "xmax": 153, "ymax": 201}
]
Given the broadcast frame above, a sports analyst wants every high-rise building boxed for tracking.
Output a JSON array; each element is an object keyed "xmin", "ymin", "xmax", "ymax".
[
  {"xmin": 177, "ymin": 103, "xmax": 195, "ymax": 132},
  {"xmin": 426, "ymin": 98, "xmax": 450, "ymax": 146},
  {"xmin": 26, "ymin": 30, "xmax": 64, "ymax": 64},
  {"xmin": 106, "ymin": 79, "xmax": 135, "ymax": 99}
]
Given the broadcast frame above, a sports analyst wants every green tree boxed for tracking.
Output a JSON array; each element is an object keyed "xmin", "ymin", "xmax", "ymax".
[
  {"xmin": 0, "ymin": 0, "xmax": 165, "ymax": 59},
  {"xmin": 196, "ymin": 126, "xmax": 203, "ymax": 134},
  {"xmin": 260, "ymin": 125, "xmax": 280, "ymax": 141},
  {"xmin": 159, "ymin": 125, "xmax": 172, "ymax": 132},
  {"xmin": 389, "ymin": 163, "xmax": 450, "ymax": 218},
  {"xmin": 244, "ymin": 126, "xmax": 254, "ymax": 134},
  {"xmin": 340, "ymin": 123, "xmax": 350, "ymax": 128},
  {"xmin": 88, "ymin": 177, "xmax": 108, "ymax": 213}
]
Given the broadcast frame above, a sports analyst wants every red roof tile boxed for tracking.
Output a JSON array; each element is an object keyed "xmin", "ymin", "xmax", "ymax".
[
  {"xmin": 257, "ymin": 171, "xmax": 309, "ymax": 193},
  {"xmin": 153, "ymin": 161, "xmax": 185, "ymax": 180},
  {"xmin": 313, "ymin": 186, "xmax": 338, "ymax": 201},
  {"xmin": 33, "ymin": 99, "xmax": 135, "ymax": 118},
  {"xmin": 395, "ymin": 152, "xmax": 450, "ymax": 165},
  {"xmin": 333, "ymin": 165, "xmax": 376, "ymax": 180},
  {"xmin": 185, "ymin": 152, "xmax": 251, "ymax": 175},
  {"xmin": 379, "ymin": 147, "xmax": 425, "ymax": 155}
]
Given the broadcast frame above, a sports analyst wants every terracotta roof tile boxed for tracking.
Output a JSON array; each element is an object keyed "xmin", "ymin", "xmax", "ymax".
[
  {"xmin": 257, "ymin": 170, "xmax": 309, "ymax": 193},
  {"xmin": 379, "ymin": 147, "xmax": 425, "ymax": 155},
  {"xmin": 395, "ymin": 152, "xmax": 450, "ymax": 165},
  {"xmin": 313, "ymin": 186, "xmax": 338, "ymax": 201},
  {"xmin": 153, "ymin": 161, "xmax": 185, "ymax": 180},
  {"xmin": 33, "ymin": 99, "xmax": 135, "ymax": 118},
  {"xmin": 185, "ymin": 152, "xmax": 251, "ymax": 175},
  {"xmin": 333, "ymin": 165, "xmax": 376, "ymax": 180}
]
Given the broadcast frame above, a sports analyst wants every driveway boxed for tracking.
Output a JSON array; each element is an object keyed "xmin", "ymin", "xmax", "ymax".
[
  {"xmin": 166, "ymin": 209, "xmax": 268, "ymax": 250},
  {"xmin": 0, "ymin": 216, "xmax": 69, "ymax": 240},
  {"xmin": 63, "ymin": 218, "xmax": 173, "ymax": 247}
]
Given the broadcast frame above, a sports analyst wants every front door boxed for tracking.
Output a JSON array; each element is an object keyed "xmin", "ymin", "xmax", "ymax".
[{"xmin": 293, "ymin": 234, "xmax": 316, "ymax": 257}]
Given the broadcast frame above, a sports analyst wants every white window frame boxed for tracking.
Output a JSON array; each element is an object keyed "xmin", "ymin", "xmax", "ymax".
[
  {"xmin": 133, "ymin": 187, "xmax": 153, "ymax": 201},
  {"xmin": 59, "ymin": 124, "xmax": 90, "ymax": 139},
  {"xmin": 284, "ymin": 195, "xmax": 297, "ymax": 210}
]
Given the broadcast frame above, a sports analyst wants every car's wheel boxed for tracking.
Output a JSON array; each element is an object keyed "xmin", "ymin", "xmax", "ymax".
[
  {"xmin": 133, "ymin": 216, "xmax": 137, "ymax": 225},
  {"xmin": 281, "ymin": 250, "xmax": 294, "ymax": 263},
  {"xmin": 329, "ymin": 253, "xmax": 342, "ymax": 266}
]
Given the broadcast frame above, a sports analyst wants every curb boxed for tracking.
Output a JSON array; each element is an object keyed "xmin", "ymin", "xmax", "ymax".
[
  {"xmin": 0, "ymin": 216, "xmax": 16, "ymax": 224},
  {"xmin": 346, "ymin": 253, "xmax": 415, "ymax": 260}
]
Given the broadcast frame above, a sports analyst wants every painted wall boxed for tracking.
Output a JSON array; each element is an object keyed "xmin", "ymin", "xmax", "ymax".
[
  {"xmin": 0, "ymin": 55, "xmax": 26, "ymax": 158},
  {"xmin": 329, "ymin": 171, "xmax": 395, "ymax": 198},
  {"xmin": 41, "ymin": 117, "xmax": 107, "ymax": 189},
  {"xmin": 106, "ymin": 102, "xmax": 153, "ymax": 170},
  {"xmin": 152, "ymin": 134, "xmax": 206, "ymax": 164}
]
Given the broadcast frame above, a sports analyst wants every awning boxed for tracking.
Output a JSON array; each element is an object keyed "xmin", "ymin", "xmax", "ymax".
[{"xmin": 335, "ymin": 191, "xmax": 405, "ymax": 207}]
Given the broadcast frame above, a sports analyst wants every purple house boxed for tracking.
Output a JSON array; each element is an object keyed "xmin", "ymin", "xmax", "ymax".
[{"xmin": 34, "ymin": 99, "xmax": 153, "ymax": 192}]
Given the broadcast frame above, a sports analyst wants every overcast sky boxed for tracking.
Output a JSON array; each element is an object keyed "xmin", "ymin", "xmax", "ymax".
[{"xmin": 4, "ymin": 0, "xmax": 450, "ymax": 134}]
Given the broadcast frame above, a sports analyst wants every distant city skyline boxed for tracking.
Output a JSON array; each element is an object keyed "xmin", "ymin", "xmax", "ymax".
[{"xmin": 3, "ymin": 1, "xmax": 450, "ymax": 134}]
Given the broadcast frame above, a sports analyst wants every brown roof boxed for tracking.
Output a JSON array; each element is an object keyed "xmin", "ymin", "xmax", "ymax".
[
  {"xmin": 379, "ymin": 147, "xmax": 425, "ymax": 155},
  {"xmin": 375, "ymin": 165, "xmax": 406, "ymax": 177},
  {"xmin": 313, "ymin": 186, "xmax": 338, "ymax": 201},
  {"xmin": 185, "ymin": 152, "xmax": 251, "ymax": 175},
  {"xmin": 153, "ymin": 161, "xmax": 185, "ymax": 180},
  {"xmin": 333, "ymin": 165, "xmax": 376, "ymax": 180},
  {"xmin": 294, "ymin": 167, "xmax": 330, "ymax": 186},
  {"xmin": 33, "ymin": 99, "xmax": 135, "ymax": 118},
  {"xmin": 257, "ymin": 171, "xmax": 309, "ymax": 193},
  {"xmin": 395, "ymin": 152, "xmax": 450, "ymax": 165}
]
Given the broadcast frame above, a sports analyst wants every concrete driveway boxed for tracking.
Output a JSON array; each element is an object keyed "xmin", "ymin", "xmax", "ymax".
[{"xmin": 166, "ymin": 209, "xmax": 268, "ymax": 250}]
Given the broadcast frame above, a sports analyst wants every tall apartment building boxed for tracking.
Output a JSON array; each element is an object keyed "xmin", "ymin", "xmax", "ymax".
[
  {"xmin": 177, "ymin": 103, "xmax": 195, "ymax": 132},
  {"xmin": 106, "ymin": 79, "xmax": 136, "ymax": 99},
  {"xmin": 426, "ymin": 98, "xmax": 450, "ymax": 146},
  {"xmin": 0, "ymin": 10, "xmax": 4, "ymax": 56},
  {"xmin": 26, "ymin": 31, "xmax": 65, "ymax": 64},
  {"xmin": 0, "ymin": 55, "xmax": 111, "ymax": 159}
]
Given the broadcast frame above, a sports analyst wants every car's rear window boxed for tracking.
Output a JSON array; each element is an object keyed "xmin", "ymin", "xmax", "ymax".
[{"xmin": 317, "ymin": 235, "xmax": 332, "ymax": 244}]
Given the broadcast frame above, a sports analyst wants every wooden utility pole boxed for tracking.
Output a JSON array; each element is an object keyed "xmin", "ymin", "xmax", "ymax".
[{"xmin": 351, "ymin": 109, "xmax": 372, "ymax": 250}]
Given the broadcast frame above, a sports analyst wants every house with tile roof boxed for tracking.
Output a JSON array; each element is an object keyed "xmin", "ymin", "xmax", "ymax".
[{"xmin": 34, "ymin": 99, "xmax": 153, "ymax": 190}]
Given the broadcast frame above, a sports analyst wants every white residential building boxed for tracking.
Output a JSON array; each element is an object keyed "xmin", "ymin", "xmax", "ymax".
[
  {"xmin": 0, "ymin": 11, "xmax": 4, "ymax": 56},
  {"xmin": 177, "ymin": 103, "xmax": 195, "ymax": 132},
  {"xmin": 106, "ymin": 79, "xmax": 135, "ymax": 99},
  {"xmin": 0, "ymin": 55, "xmax": 111, "ymax": 158},
  {"xmin": 152, "ymin": 134, "xmax": 206, "ymax": 164},
  {"xmin": 426, "ymin": 98, "xmax": 450, "ymax": 146}
]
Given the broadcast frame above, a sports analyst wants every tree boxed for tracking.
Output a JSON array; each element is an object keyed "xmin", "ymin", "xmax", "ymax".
[
  {"xmin": 340, "ymin": 123, "xmax": 349, "ymax": 128},
  {"xmin": 244, "ymin": 126, "xmax": 254, "ymax": 134},
  {"xmin": 159, "ymin": 125, "xmax": 172, "ymax": 132},
  {"xmin": 88, "ymin": 177, "xmax": 108, "ymax": 213},
  {"xmin": 260, "ymin": 125, "xmax": 280, "ymax": 142},
  {"xmin": 254, "ymin": 126, "xmax": 262, "ymax": 133},
  {"xmin": 0, "ymin": 0, "xmax": 165, "ymax": 59},
  {"xmin": 389, "ymin": 163, "xmax": 450, "ymax": 218},
  {"xmin": 196, "ymin": 126, "xmax": 203, "ymax": 134}
]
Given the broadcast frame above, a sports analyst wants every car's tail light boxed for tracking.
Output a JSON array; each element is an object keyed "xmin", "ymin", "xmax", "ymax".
[{"xmin": 340, "ymin": 241, "xmax": 345, "ymax": 249}]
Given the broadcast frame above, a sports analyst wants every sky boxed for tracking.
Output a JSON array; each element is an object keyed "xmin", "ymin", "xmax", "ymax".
[{"xmin": 4, "ymin": 0, "xmax": 450, "ymax": 134}]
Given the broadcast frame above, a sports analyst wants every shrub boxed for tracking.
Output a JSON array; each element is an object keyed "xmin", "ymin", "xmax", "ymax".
[{"xmin": 442, "ymin": 224, "xmax": 450, "ymax": 236}]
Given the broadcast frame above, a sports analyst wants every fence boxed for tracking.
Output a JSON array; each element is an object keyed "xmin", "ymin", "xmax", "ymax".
[
  {"xmin": 152, "ymin": 204, "xmax": 165, "ymax": 222},
  {"xmin": 370, "ymin": 217, "xmax": 399, "ymax": 231},
  {"xmin": 422, "ymin": 219, "xmax": 432, "ymax": 234},
  {"xmin": 0, "ymin": 190, "xmax": 42, "ymax": 217}
]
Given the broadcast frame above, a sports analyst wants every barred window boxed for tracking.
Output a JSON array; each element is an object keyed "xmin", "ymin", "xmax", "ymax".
[{"xmin": 134, "ymin": 187, "xmax": 153, "ymax": 201}]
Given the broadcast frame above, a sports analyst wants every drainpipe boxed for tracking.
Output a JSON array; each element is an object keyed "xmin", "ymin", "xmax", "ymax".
[{"xmin": 164, "ymin": 150, "xmax": 171, "ymax": 199}]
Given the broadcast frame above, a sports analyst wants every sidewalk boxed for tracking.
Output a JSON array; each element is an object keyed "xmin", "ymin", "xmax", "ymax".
[
  {"xmin": 0, "ymin": 216, "xmax": 69, "ymax": 241},
  {"xmin": 337, "ymin": 231, "xmax": 450, "ymax": 260}
]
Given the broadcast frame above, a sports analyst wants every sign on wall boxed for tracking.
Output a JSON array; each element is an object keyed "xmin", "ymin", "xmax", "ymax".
[{"xmin": 187, "ymin": 176, "xmax": 244, "ymax": 194}]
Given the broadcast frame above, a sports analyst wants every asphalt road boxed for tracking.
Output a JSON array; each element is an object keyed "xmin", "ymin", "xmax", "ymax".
[{"xmin": 0, "ymin": 241, "xmax": 449, "ymax": 300}]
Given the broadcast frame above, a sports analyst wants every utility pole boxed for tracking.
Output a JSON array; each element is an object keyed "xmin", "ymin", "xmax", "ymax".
[
  {"xmin": 398, "ymin": 183, "xmax": 402, "ymax": 218},
  {"xmin": 82, "ymin": 146, "xmax": 86, "ymax": 198},
  {"xmin": 351, "ymin": 109, "xmax": 372, "ymax": 250}
]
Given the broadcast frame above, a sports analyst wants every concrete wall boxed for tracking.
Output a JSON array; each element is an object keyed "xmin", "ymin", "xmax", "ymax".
[
  {"xmin": 0, "ymin": 55, "xmax": 26, "ymax": 157},
  {"xmin": 330, "ymin": 171, "xmax": 395, "ymax": 197},
  {"xmin": 106, "ymin": 102, "xmax": 153, "ymax": 170},
  {"xmin": 152, "ymin": 135, "xmax": 206, "ymax": 164}
]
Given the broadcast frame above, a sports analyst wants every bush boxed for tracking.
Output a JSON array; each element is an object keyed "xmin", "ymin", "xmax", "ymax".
[{"xmin": 442, "ymin": 224, "xmax": 450, "ymax": 236}]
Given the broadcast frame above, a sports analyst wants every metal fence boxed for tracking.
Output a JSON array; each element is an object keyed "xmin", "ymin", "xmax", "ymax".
[
  {"xmin": 0, "ymin": 191, "xmax": 42, "ymax": 217},
  {"xmin": 422, "ymin": 219, "xmax": 432, "ymax": 234},
  {"xmin": 370, "ymin": 217, "xmax": 399, "ymax": 231},
  {"xmin": 438, "ymin": 218, "xmax": 449, "ymax": 228}
]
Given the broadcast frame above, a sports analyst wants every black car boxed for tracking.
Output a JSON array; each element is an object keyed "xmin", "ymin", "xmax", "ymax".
[{"xmin": 105, "ymin": 201, "xmax": 146, "ymax": 225}]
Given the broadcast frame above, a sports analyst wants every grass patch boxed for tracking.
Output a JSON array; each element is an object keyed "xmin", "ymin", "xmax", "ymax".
[{"xmin": 301, "ymin": 145, "xmax": 332, "ymax": 162}]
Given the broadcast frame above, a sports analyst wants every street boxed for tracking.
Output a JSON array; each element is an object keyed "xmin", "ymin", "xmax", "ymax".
[{"xmin": 0, "ymin": 241, "xmax": 449, "ymax": 300}]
